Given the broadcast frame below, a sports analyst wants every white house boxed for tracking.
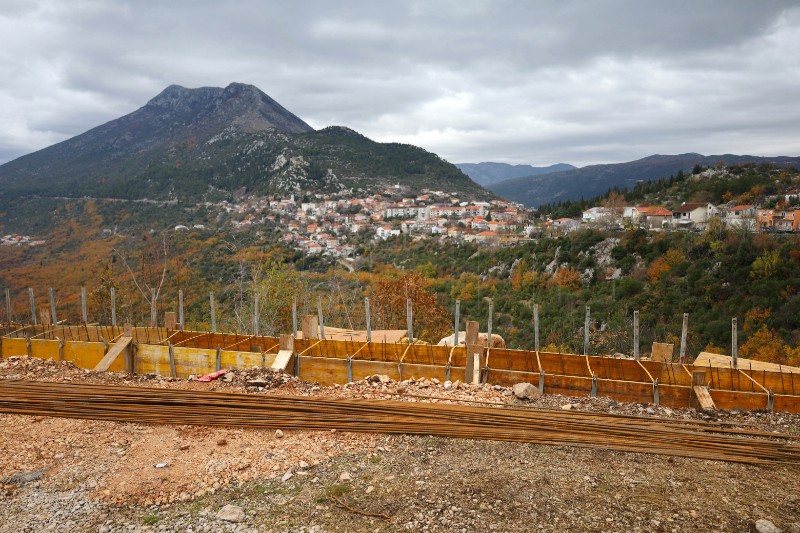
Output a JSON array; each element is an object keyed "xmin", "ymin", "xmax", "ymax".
[
  {"xmin": 671, "ymin": 203, "xmax": 718, "ymax": 226},
  {"xmin": 723, "ymin": 204, "xmax": 756, "ymax": 230},
  {"xmin": 582, "ymin": 207, "xmax": 616, "ymax": 223},
  {"xmin": 375, "ymin": 225, "xmax": 401, "ymax": 240}
]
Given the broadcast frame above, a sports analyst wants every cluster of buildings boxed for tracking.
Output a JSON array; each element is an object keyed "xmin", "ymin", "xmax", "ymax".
[
  {"xmin": 573, "ymin": 199, "xmax": 800, "ymax": 233},
  {"xmin": 187, "ymin": 187, "xmax": 535, "ymax": 257},
  {"xmin": 171, "ymin": 183, "xmax": 800, "ymax": 260},
  {"xmin": 1, "ymin": 234, "xmax": 44, "ymax": 246}
]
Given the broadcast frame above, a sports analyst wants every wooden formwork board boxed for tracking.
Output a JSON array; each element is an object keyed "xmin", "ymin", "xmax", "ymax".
[
  {"xmin": 349, "ymin": 360, "xmax": 402, "ymax": 382},
  {"xmin": 740, "ymin": 368, "xmax": 800, "ymax": 396},
  {"xmin": 135, "ymin": 344, "xmax": 171, "ymax": 376},
  {"xmin": 170, "ymin": 347, "xmax": 216, "ymax": 377},
  {"xmin": 219, "ymin": 350, "xmax": 269, "ymax": 371},
  {"xmin": 401, "ymin": 344, "xmax": 451, "ymax": 366},
  {"xmin": 298, "ymin": 356, "xmax": 349, "ymax": 386},
  {"xmin": 595, "ymin": 378, "xmax": 654, "ymax": 404},
  {"xmin": 486, "ymin": 349, "xmax": 539, "ymax": 372},
  {"xmin": 538, "ymin": 352, "xmax": 593, "ymax": 377},
  {"xmin": 485, "ymin": 368, "xmax": 541, "ymax": 387},
  {"xmin": 1, "ymin": 337, "xmax": 28, "ymax": 357},
  {"xmin": 709, "ymin": 389, "xmax": 769, "ymax": 411},
  {"xmin": 657, "ymin": 384, "xmax": 693, "ymax": 409},
  {"xmin": 540, "ymin": 374, "xmax": 595, "ymax": 397},
  {"xmin": 30, "ymin": 339, "xmax": 60, "ymax": 360},
  {"xmin": 694, "ymin": 352, "xmax": 800, "ymax": 373},
  {"xmin": 690, "ymin": 364, "xmax": 742, "ymax": 391},
  {"xmin": 448, "ymin": 347, "xmax": 467, "ymax": 367},
  {"xmin": 591, "ymin": 356, "xmax": 651, "ymax": 382},
  {"xmin": 62, "ymin": 341, "xmax": 109, "ymax": 370},
  {"xmin": 350, "ymin": 342, "xmax": 404, "ymax": 362},
  {"xmin": 642, "ymin": 362, "xmax": 694, "ymax": 386},
  {"xmin": 401, "ymin": 363, "xmax": 451, "ymax": 382},
  {"xmin": 129, "ymin": 328, "xmax": 168, "ymax": 344},
  {"xmin": 773, "ymin": 395, "xmax": 800, "ymax": 413}
]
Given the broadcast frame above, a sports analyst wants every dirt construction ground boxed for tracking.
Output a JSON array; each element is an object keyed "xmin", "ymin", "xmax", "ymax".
[{"xmin": 2, "ymin": 355, "xmax": 800, "ymax": 532}]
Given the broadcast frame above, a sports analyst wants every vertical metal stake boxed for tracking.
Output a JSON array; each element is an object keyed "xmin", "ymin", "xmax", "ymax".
[
  {"xmin": 364, "ymin": 297, "xmax": 371, "ymax": 342},
  {"xmin": 5, "ymin": 288, "xmax": 12, "ymax": 324},
  {"xmin": 633, "ymin": 310, "xmax": 640, "ymax": 360},
  {"xmin": 168, "ymin": 342, "xmax": 176, "ymax": 378},
  {"xmin": 48, "ymin": 288, "xmax": 57, "ymax": 325},
  {"xmin": 454, "ymin": 300, "xmax": 460, "ymax": 347},
  {"xmin": 653, "ymin": 379, "xmax": 660, "ymax": 405},
  {"xmin": 534, "ymin": 303, "xmax": 540, "ymax": 352},
  {"xmin": 679, "ymin": 313, "xmax": 688, "ymax": 363},
  {"xmin": 406, "ymin": 298, "xmax": 414, "ymax": 344},
  {"xmin": 487, "ymin": 299, "xmax": 493, "ymax": 341},
  {"xmin": 81, "ymin": 287, "xmax": 87, "ymax": 324},
  {"xmin": 252, "ymin": 292, "xmax": 260, "ymax": 336},
  {"xmin": 732, "ymin": 317, "xmax": 738, "ymax": 369},
  {"xmin": 178, "ymin": 289, "xmax": 184, "ymax": 330},
  {"xmin": 317, "ymin": 297, "xmax": 326, "ymax": 340},
  {"xmin": 110, "ymin": 287, "xmax": 117, "ymax": 327},
  {"xmin": 150, "ymin": 288, "xmax": 157, "ymax": 328},
  {"xmin": 210, "ymin": 293, "xmax": 216, "ymax": 333},
  {"xmin": 584, "ymin": 305, "xmax": 590, "ymax": 355},
  {"xmin": 29, "ymin": 288, "xmax": 37, "ymax": 326},
  {"xmin": 292, "ymin": 296, "xmax": 298, "ymax": 338}
]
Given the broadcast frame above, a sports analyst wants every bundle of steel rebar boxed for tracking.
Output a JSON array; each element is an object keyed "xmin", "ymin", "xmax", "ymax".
[{"xmin": 1, "ymin": 380, "xmax": 798, "ymax": 465}]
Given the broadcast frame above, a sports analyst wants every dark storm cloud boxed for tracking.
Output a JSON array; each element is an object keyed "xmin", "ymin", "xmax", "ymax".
[{"xmin": 1, "ymin": 0, "xmax": 799, "ymax": 166}]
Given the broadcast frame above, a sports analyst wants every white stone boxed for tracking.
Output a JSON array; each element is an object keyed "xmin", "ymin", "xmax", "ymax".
[
  {"xmin": 216, "ymin": 504, "xmax": 246, "ymax": 523},
  {"xmin": 755, "ymin": 519, "xmax": 782, "ymax": 533},
  {"xmin": 511, "ymin": 382, "xmax": 541, "ymax": 401},
  {"xmin": 275, "ymin": 429, "xmax": 284, "ymax": 438},
  {"xmin": 561, "ymin": 403, "xmax": 573, "ymax": 410},
  {"xmin": 339, "ymin": 472, "xmax": 352, "ymax": 482}
]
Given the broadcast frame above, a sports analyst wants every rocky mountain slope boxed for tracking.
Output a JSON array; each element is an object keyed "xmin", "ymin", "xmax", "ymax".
[
  {"xmin": 490, "ymin": 153, "xmax": 800, "ymax": 207},
  {"xmin": 0, "ymin": 83, "xmax": 488, "ymax": 203}
]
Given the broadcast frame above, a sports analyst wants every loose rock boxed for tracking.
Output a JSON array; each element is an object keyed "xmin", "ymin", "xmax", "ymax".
[
  {"xmin": 216, "ymin": 504, "xmax": 246, "ymax": 523},
  {"xmin": 511, "ymin": 382, "xmax": 540, "ymax": 400},
  {"xmin": 756, "ymin": 519, "xmax": 782, "ymax": 533}
]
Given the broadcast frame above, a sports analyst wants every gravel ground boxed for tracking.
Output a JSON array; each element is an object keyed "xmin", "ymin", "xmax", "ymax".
[{"xmin": 2, "ymin": 356, "xmax": 800, "ymax": 532}]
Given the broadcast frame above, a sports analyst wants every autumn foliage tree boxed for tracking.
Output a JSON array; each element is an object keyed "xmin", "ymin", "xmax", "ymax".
[
  {"xmin": 369, "ymin": 270, "xmax": 450, "ymax": 342},
  {"xmin": 546, "ymin": 267, "xmax": 582, "ymax": 290},
  {"xmin": 740, "ymin": 325, "xmax": 789, "ymax": 364}
]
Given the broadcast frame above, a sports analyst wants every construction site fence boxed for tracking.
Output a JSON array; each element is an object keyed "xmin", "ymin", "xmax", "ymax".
[{"xmin": 2, "ymin": 325, "xmax": 799, "ymax": 413}]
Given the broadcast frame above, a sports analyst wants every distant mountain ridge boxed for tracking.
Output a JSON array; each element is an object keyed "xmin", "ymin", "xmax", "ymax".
[
  {"xmin": 0, "ymin": 83, "xmax": 488, "ymax": 202},
  {"xmin": 489, "ymin": 153, "xmax": 800, "ymax": 207},
  {"xmin": 456, "ymin": 162, "xmax": 576, "ymax": 186}
]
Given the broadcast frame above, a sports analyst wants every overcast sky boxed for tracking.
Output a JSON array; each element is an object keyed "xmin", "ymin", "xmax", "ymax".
[{"xmin": 1, "ymin": 1, "xmax": 799, "ymax": 167}]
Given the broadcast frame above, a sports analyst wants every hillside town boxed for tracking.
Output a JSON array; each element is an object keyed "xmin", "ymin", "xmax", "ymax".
[
  {"xmin": 189, "ymin": 181, "xmax": 800, "ymax": 260},
  {"xmin": 191, "ymin": 186, "xmax": 533, "ymax": 258},
  {"xmin": 164, "ymin": 178, "xmax": 800, "ymax": 261}
]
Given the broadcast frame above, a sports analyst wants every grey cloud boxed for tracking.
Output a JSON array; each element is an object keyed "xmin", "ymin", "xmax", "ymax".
[{"xmin": 0, "ymin": 1, "xmax": 799, "ymax": 168}]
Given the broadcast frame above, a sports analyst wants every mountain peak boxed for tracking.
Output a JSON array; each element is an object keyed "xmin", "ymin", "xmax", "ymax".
[{"xmin": 142, "ymin": 82, "xmax": 313, "ymax": 135}]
